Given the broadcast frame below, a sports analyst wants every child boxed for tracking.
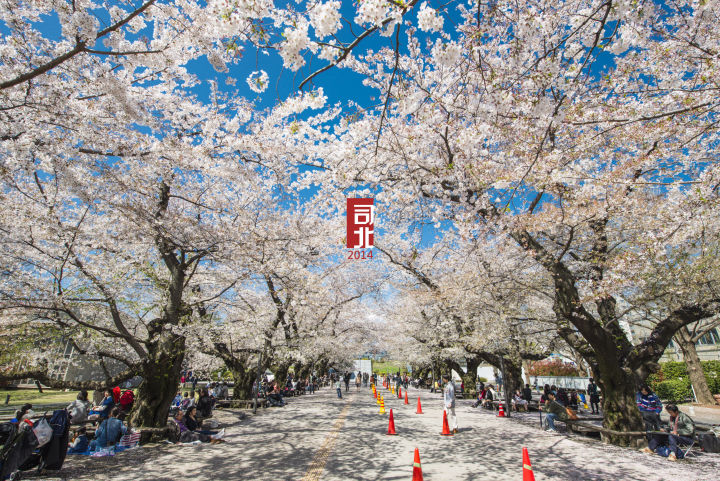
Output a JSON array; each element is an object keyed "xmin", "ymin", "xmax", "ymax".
[
  {"xmin": 335, "ymin": 378, "xmax": 342, "ymax": 399},
  {"xmin": 68, "ymin": 427, "xmax": 89, "ymax": 454}
]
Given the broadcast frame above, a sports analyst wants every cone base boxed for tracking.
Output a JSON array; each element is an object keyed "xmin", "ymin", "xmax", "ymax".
[
  {"xmin": 440, "ymin": 433, "xmax": 454, "ymax": 436},
  {"xmin": 386, "ymin": 433, "xmax": 398, "ymax": 435}
]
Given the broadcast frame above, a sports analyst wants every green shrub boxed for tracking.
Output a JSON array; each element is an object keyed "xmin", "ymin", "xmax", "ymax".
[
  {"xmin": 649, "ymin": 360, "xmax": 720, "ymax": 396},
  {"xmin": 702, "ymin": 361, "xmax": 720, "ymax": 394},
  {"xmin": 661, "ymin": 362, "xmax": 688, "ymax": 380},
  {"xmin": 654, "ymin": 379, "xmax": 692, "ymax": 402}
]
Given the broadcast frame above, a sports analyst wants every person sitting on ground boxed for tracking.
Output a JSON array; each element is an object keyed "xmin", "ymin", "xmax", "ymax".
[
  {"xmin": 557, "ymin": 388, "xmax": 570, "ymax": 407},
  {"xmin": 90, "ymin": 407, "xmax": 126, "ymax": 451},
  {"xmin": 172, "ymin": 392, "xmax": 183, "ymax": 406},
  {"xmin": 68, "ymin": 426, "xmax": 89, "ymax": 454},
  {"xmin": 522, "ymin": 384, "xmax": 533, "ymax": 404},
  {"xmin": 173, "ymin": 410, "xmax": 224, "ymax": 444},
  {"xmin": 636, "ymin": 384, "xmax": 662, "ymax": 432},
  {"xmin": 197, "ymin": 388, "xmax": 213, "ymax": 419},
  {"xmin": 542, "ymin": 392, "xmax": 568, "ymax": 432},
  {"xmin": 67, "ymin": 390, "xmax": 91, "ymax": 424},
  {"xmin": 512, "ymin": 389, "xmax": 529, "ymax": 412},
  {"xmin": 183, "ymin": 406, "xmax": 219, "ymax": 436},
  {"xmin": 88, "ymin": 389, "xmax": 115, "ymax": 421},
  {"xmin": 642, "ymin": 404, "xmax": 695, "ymax": 461}
]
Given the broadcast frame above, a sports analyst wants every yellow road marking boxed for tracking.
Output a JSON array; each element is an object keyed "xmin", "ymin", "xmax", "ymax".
[{"xmin": 301, "ymin": 398, "xmax": 353, "ymax": 481}]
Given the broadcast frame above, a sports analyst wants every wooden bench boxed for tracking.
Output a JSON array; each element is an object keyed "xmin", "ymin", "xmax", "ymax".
[{"xmin": 215, "ymin": 398, "xmax": 268, "ymax": 409}]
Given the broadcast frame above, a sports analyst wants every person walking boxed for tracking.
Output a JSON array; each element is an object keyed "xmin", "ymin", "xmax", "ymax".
[
  {"xmin": 356, "ymin": 372, "xmax": 362, "ymax": 390},
  {"xmin": 344, "ymin": 372, "xmax": 351, "ymax": 393},
  {"xmin": 335, "ymin": 376, "xmax": 343, "ymax": 399},
  {"xmin": 587, "ymin": 378, "xmax": 600, "ymax": 414},
  {"xmin": 442, "ymin": 374, "xmax": 458, "ymax": 434}
]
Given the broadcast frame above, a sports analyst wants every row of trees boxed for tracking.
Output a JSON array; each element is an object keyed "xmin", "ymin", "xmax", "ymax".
[{"xmin": 2, "ymin": 0, "xmax": 720, "ymax": 447}]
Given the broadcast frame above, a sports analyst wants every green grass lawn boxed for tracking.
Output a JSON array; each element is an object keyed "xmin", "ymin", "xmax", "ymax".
[
  {"xmin": 371, "ymin": 360, "xmax": 405, "ymax": 374},
  {"xmin": 0, "ymin": 388, "xmax": 79, "ymax": 408}
]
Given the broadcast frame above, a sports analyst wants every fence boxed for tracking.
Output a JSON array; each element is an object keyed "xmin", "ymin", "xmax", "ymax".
[{"xmin": 531, "ymin": 376, "xmax": 591, "ymax": 391}]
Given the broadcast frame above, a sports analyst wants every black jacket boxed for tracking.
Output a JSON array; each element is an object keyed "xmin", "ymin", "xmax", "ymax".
[
  {"xmin": 197, "ymin": 395, "xmax": 213, "ymax": 418},
  {"xmin": 183, "ymin": 415, "xmax": 199, "ymax": 431},
  {"xmin": 522, "ymin": 387, "xmax": 533, "ymax": 402}
]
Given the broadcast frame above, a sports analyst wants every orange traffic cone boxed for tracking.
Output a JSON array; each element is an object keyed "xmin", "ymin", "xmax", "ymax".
[
  {"xmin": 412, "ymin": 447, "xmax": 423, "ymax": 481},
  {"xmin": 440, "ymin": 409, "xmax": 453, "ymax": 436},
  {"xmin": 387, "ymin": 409, "xmax": 397, "ymax": 435},
  {"xmin": 497, "ymin": 403, "xmax": 506, "ymax": 417},
  {"xmin": 416, "ymin": 397, "xmax": 423, "ymax": 414},
  {"xmin": 404, "ymin": 390, "xmax": 409, "ymax": 405},
  {"xmin": 398, "ymin": 387, "xmax": 402, "ymax": 399},
  {"xmin": 522, "ymin": 447, "xmax": 535, "ymax": 481},
  {"xmin": 379, "ymin": 396, "xmax": 386, "ymax": 414}
]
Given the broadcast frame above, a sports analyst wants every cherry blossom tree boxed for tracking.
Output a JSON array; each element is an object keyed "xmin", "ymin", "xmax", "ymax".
[{"xmin": 298, "ymin": 0, "xmax": 720, "ymax": 443}]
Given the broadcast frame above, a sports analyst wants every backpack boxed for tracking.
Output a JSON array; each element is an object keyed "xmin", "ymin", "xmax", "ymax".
[
  {"xmin": 119, "ymin": 390, "xmax": 135, "ymax": 409},
  {"xmin": 700, "ymin": 432, "xmax": 720, "ymax": 453},
  {"xmin": 39, "ymin": 410, "xmax": 70, "ymax": 471}
]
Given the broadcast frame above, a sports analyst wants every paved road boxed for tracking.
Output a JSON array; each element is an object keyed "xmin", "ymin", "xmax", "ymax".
[{"xmin": 50, "ymin": 385, "xmax": 719, "ymax": 481}]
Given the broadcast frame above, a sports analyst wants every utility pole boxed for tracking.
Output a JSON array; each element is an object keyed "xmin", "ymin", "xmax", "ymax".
[
  {"xmin": 499, "ymin": 355, "xmax": 511, "ymax": 418},
  {"xmin": 253, "ymin": 349, "xmax": 264, "ymax": 415}
]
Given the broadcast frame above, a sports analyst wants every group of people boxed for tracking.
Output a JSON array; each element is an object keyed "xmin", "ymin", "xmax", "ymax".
[
  {"xmin": 540, "ymin": 380, "xmax": 600, "ymax": 432},
  {"xmin": 637, "ymin": 384, "xmax": 696, "ymax": 461},
  {"xmin": 172, "ymin": 406, "xmax": 225, "ymax": 444},
  {"xmin": 66, "ymin": 388, "xmax": 135, "ymax": 425},
  {"xmin": 172, "ymin": 387, "xmax": 215, "ymax": 418}
]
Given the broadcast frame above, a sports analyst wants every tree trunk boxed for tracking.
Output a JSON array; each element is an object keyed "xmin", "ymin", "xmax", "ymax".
[
  {"xmin": 675, "ymin": 327, "xmax": 717, "ymax": 405},
  {"xmin": 296, "ymin": 363, "xmax": 311, "ymax": 381},
  {"xmin": 129, "ymin": 331, "xmax": 185, "ymax": 428},
  {"xmin": 503, "ymin": 357, "xmax": 523, "ymax": 394},
  {"xmin": 231, "ymin": 364, "xmax": 257, "ymax": 399},
  {"xmin": 449, "ymin": 357, "xmax": 480, "ymax": 391},
  {"xmin": 316, "ymin": 359, "xmax": 329, "ymax": 378},
  {"xmin": 522, "ymin": 360, "xmax": 532, "ymax": 385},
  {"xmin": 595, "ymin": 363, "xmax": 644, "ymax": 447},
  {"xmin": 273, "ymin": 361, "xmax": 290, "ymax": 386}
]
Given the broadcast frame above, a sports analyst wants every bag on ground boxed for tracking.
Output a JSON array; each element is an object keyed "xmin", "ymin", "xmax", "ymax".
[
  {"xmin": 565, "ymin": 407, "xmax": 579, "ymax": 420},
  {"xmin": 700, "ymin": 433, "xmax": 720, "ymax": 453},
  {"xmin": 32, "ymin": 418, "xmax": 53, "ymax": 447}
]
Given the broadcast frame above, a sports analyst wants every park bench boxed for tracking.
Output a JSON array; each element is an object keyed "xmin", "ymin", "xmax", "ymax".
[{"xmin": 215, "ymin": 398, "xmax": 268, "ymax": 409}]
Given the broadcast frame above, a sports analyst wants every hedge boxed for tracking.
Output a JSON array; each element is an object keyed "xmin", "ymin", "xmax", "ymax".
[
  {"xmin": 653, "ymin": 379, "xmax": 692, "ymax": 402},
  {"xmin": 648, "ymin": 360, "xmax": 720, "ymax": 398}
]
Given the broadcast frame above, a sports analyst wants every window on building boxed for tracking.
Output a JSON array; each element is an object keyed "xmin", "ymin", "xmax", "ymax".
[{"xmin": 696, "ymin": 328, "xmax": 720, "ymax": 346}]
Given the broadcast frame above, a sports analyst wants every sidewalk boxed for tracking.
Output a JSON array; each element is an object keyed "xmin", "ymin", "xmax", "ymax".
[{"xmin": 48, "ymin": 386, "xmax": 720, "ymax": 481}]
